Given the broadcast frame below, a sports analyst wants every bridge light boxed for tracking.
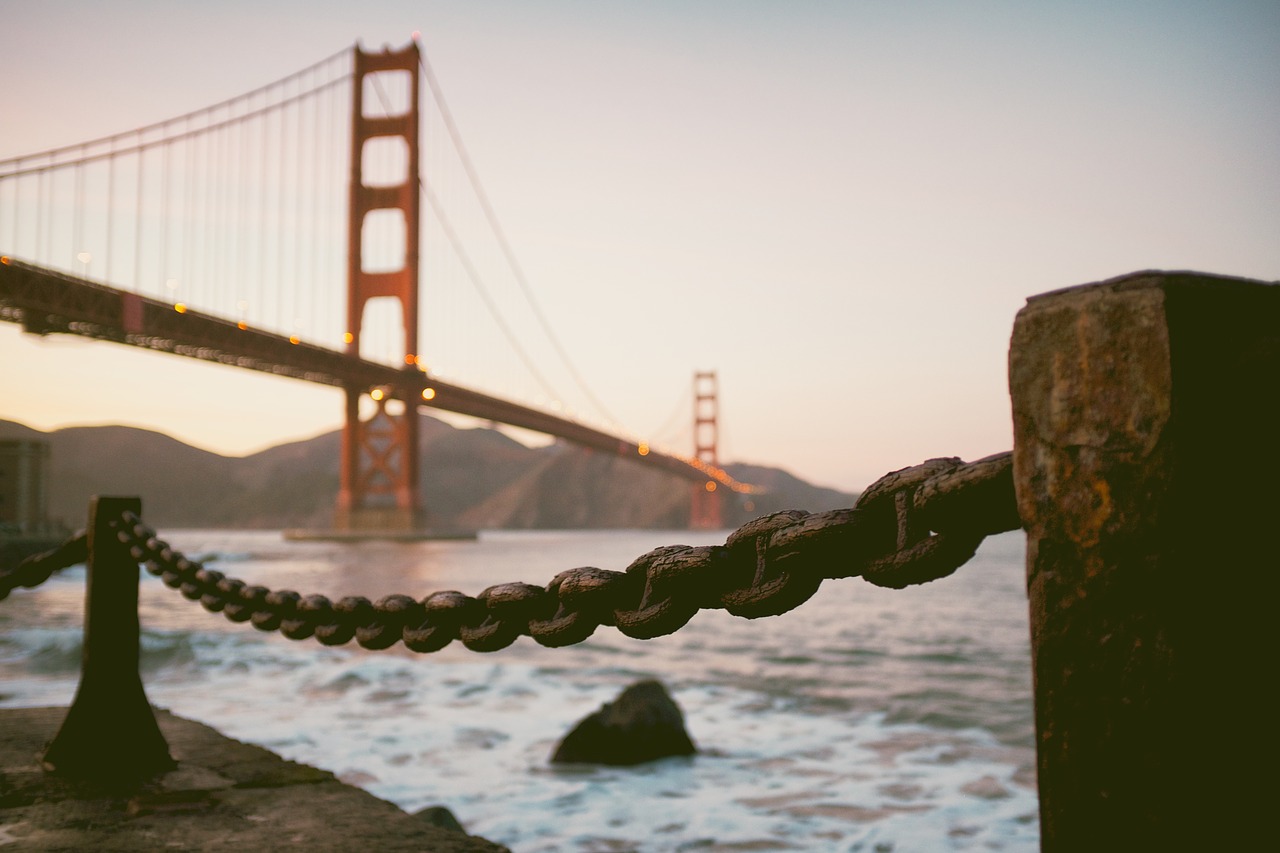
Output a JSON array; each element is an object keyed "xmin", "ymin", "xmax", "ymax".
[
  {"xmin": 174, "ymin": 303, "xmax": 187, "ymax": 313},
  {"xmin": 404, "ymin": 353, "xmax": 416, "ymax": 365},
  {"xmin": 237, "ymin": 322, "xmax": 247, "ymax": 330},
  {"xmin": 342, "ymin": 332, "xmax": 354, "ymax": 344},
  {"xmin": 289, "ymin": 335, "xmax": 300, "ymax": 345},
  {"xmin": 637, "ymin": 442, "xmax": 650, "ymax": 456},
  {"xmin": 421, "ymin": 387, "xmax": 436, "ymax": 401},
  {"xmin": 0, "ymin": 256, "xmax": 8, "ymax": 265},
  {"xmin": 371, "ymin": 388, "xmax": 385, "ymax": 402},
  {"xmin": 705, "ymin": 481, "xmax": 717, "ymax": 492},
  {"xmin": 76, "ymin": 252, "xmax": 91, "ymax": 265}
]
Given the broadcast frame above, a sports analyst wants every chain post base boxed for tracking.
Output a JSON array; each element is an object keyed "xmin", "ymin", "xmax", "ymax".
[{"xmin": 41, "ymin": 496, "xmax": 175, "ymax": 782}]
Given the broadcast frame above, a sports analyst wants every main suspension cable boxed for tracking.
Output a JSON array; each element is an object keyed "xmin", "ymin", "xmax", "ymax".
[{"xmin": 417, "ymin": 46, "xmax": 623, "ymax": 427}]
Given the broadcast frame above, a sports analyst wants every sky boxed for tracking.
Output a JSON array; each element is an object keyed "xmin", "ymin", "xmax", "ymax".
[{"xmin": 2, "ymin": 0, "xmax": 1278, "ymax": 494}]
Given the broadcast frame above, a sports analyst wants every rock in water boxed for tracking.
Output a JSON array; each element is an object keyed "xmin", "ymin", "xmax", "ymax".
[
  {"xmin": 412, "ymin": 805, "xmax": 467, "ymax": 834},
  {"xmin": 551, "ymin": 680, "xmax": 697, "ymax": 766}
]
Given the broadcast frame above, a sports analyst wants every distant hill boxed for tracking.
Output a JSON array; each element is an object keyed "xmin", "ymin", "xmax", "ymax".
[{"xmin": 0, "ymin": 416, "xmax": 858, "ymax": 531}]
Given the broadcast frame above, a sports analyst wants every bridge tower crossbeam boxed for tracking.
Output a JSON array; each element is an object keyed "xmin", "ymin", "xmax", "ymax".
[{"xmin": 336, "ymin": 42, "xmax": 424, "ymax": 532}]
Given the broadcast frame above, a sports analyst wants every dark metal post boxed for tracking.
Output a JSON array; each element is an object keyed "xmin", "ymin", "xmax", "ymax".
[
  {"xmin": 1009, "ymin": 272, "xmax": 1277, "ymax": 851},
  {"xmin": 42, "ymin": 496, "xmax": 174, "ymax": 781}
]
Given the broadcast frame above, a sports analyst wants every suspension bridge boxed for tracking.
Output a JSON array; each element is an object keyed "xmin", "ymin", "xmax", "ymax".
[{"xmin": 0, "ymin": 40, "xmax": 760, "ymax": 533}]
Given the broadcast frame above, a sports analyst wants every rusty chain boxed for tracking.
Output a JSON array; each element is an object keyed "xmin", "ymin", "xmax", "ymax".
[
  {"xmin": 104, "ymin": 452, "xmax": 1019, "ymax": 653},
  {"xmin": 0, "ymin": 532, "xmax": 88, "ymax": 601}
]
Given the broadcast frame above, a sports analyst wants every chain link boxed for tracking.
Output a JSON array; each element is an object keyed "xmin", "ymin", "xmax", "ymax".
[
  {"xmin": 95, "ymin": 451, "xmax": 1018, "ymax": 652},
  {"xmin": 0, "ymin": 532, "xmax": 88, "ymax": 601}
]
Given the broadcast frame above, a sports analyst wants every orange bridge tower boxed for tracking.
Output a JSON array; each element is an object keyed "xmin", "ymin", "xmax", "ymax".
[
  {"xmin": 336, "ymin": 42, "xmax": 423, "ymax": 532},
  {"xmin": 689, "ymin": 370, "xmax": 723, "ymax": 530}
]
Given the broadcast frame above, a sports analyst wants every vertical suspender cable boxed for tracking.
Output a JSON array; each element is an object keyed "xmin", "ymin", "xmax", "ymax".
[
  {"xmin": 106, "ymin": 142, "xmax": 116, "ymax": 283},
  {"xmin": 54, "ymin": 158, "xmax": 63, "ymax": 269},
  {"xmin": 199, "ymin": 120, "xmax": 213, "ymax": 305},
  {"xmin": 322, "ymin": 69, "xmax": 337, "ymax": 340},
  {"xmin": 300, "ymin": 76, "xmax": 311, "ymax": 338},
  {"xmin": 257, "ymin": 89, "xmax": 271, "ymax": 321},
  {"xmin": 43, "ymin": 157, "xmax": 54, "ymax": 264},
  {"xmin": 199, "ymin": 119, "xmax": 210, "ymax": 302},
  {"xmin": 182, "ymin": 116, "xmax": 195, "ymax": 300},
  {"xmin": 221, "ymin": 108, "xmax": 235, "ymax": 306},
  {"xmin": 337, "ymin": 73, "xmax": 347, "ymax": 341},
  {"xmin": 160, "ymin": 130, "xmax": 172, "ymax": 291},
  {"xmin": 318, "ymin": 75, "xmax": 330, "ymax": 341},
  {"xmin": 228, "ymin": 106, "xmax": 239, "ymax": 311},
  {"xmin": 221, "ymin": 111, "xmax": 235, "ymax": 307},
  {"xmin": 204, "ymin": 121, "xmax": 216, "ymax": 306},
  {"xmin": 212, "ymin": 110, "xmax": 225, "ymax": 306},
  {"xmin": 15, "ymin": 172, "xmax": 24, "ymax": 258},
  {"xmin": 237, "ymin": 99, "xmax": 252, "ymax": 312},
  {"xmin": 276, "ymin": 91, "xmax": 287, "ymax": 331},
  {"xmin": 4, "ymin": 165, "xmax": 15, "ymax": 251},
  {"xmin": 320, "ymin": 72, "xmax": 332, "ymax": 339},
  {"xmin": 1, "ymin": 168, "xmax": 8, "ymax": 251},
  {"xmin": 134, "ymin": 133, "xmax": 145, "ymax": 291},
  {"xmin": 211, "ymin": 113, "xmax": 221, "ymax": 305},
  {"xmin": 205, "ymin": 116, "xmax": 216, "ymax": 305},
  {"xmin": 12, "ymin": 170, "xmax": 21, "ymax": 253},
  {"xmin": 231, "ymin": 105, "xmax": 244, "ymax": 308},
  {"xmin": 202, "ymin": 119, "xmax": 213, "ymax": 304},
  {"xmin": 309, "ymin": 72, "xmax": 322, "ymax": 338},
  {"xmin": 73, "ymin": 154, "xmax": 85, "ymax": 273},
  {"xmin": 35, "ymin": 167, "xmax": 46, "ymax": 263},
  {"xmin": 292, "ymin": 80, "xmax": 306, "ymax": 339},
  {"xmin": 216, "ymin": 113, "xmax": 228, "ymax": 307}
]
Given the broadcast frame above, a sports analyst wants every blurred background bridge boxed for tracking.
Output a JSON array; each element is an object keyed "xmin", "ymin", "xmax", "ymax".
[{"xmin": 0, "ymin": 40, "xmax": 761, "ymax": 533}]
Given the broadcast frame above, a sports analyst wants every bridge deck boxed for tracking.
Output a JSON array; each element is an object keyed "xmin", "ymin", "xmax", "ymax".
[{"xmin": 0, "ymin": 258, "xmax": 740, "ymax": 488}]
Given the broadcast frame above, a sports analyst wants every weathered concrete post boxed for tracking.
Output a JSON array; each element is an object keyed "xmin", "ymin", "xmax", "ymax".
[
  {"xmin": 1009, "ymin": 271, "xmax": 1277, "ymax": 851},
  {"xmin": 42, "ymin": 496, "xmax": 175, "ymax": 781}
]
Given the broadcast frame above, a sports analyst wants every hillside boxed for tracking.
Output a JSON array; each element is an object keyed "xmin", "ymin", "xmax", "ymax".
[{"xmin": 0, "ymin": 417, "xmax": 858, "ymax": 531}]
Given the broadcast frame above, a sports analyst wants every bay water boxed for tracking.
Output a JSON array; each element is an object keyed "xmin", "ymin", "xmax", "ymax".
[{"xmin": 1, "ymin": 528, "xmax": 1038, "ymax": 851}]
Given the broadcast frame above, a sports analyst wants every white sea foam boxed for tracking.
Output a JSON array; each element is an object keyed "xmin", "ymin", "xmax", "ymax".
[{"xmin": 0, "ymin": 529, "xmax": 1038, "ymax": 850}]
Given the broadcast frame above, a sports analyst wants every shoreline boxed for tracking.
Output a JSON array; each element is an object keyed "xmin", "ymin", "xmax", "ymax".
[{"xmin": 0, "ymin": 706, "xmax": 509, "ymax": 851}]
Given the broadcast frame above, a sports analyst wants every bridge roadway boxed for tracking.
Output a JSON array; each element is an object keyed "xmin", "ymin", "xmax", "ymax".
[{"xmin": 0, "ymin": 258, "xmax": 748, "ymax": 490}]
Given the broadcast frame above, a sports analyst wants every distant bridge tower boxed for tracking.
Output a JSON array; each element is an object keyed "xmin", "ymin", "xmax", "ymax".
[
  {"xmin": 690, "ymin": 370, "xmax": 723, "ymax": 529},
  {"xmin": 336, "ymin": 42, "xmax": 423, "ymax": 532}
]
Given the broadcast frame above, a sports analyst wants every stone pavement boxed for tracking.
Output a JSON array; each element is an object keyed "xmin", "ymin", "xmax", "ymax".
[{"xmin": 0, "ymin": 707, "xmax": 509, "ymax": 851}]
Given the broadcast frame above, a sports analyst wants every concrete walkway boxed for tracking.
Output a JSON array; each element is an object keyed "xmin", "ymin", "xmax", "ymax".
[{"xmin": 0, "ymin": 707, "xmax": 509, "ymax": 851}]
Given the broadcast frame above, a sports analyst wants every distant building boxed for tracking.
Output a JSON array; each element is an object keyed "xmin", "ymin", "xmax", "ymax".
[{"xmin": 0, "ymin": 439, "xmax": 55, "ymax": 536}]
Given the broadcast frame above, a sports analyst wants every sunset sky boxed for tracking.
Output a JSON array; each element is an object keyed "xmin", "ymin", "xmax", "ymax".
[{"xmin": 2, "ymin": 1, "xmax": 1277, "ymax": 494}]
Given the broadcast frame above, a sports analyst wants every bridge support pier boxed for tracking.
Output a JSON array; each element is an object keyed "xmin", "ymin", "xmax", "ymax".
[
  {"xmin": 689, "ymin": 483, "xmax": 722, "ymax": 530},
  {"xmin": 1009, "ymin": 271, "xmax": 1276, "ymax": 851},
  {"xmin": 336, "ymin": 386, "xmax": 423, "ymax": 532}
]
